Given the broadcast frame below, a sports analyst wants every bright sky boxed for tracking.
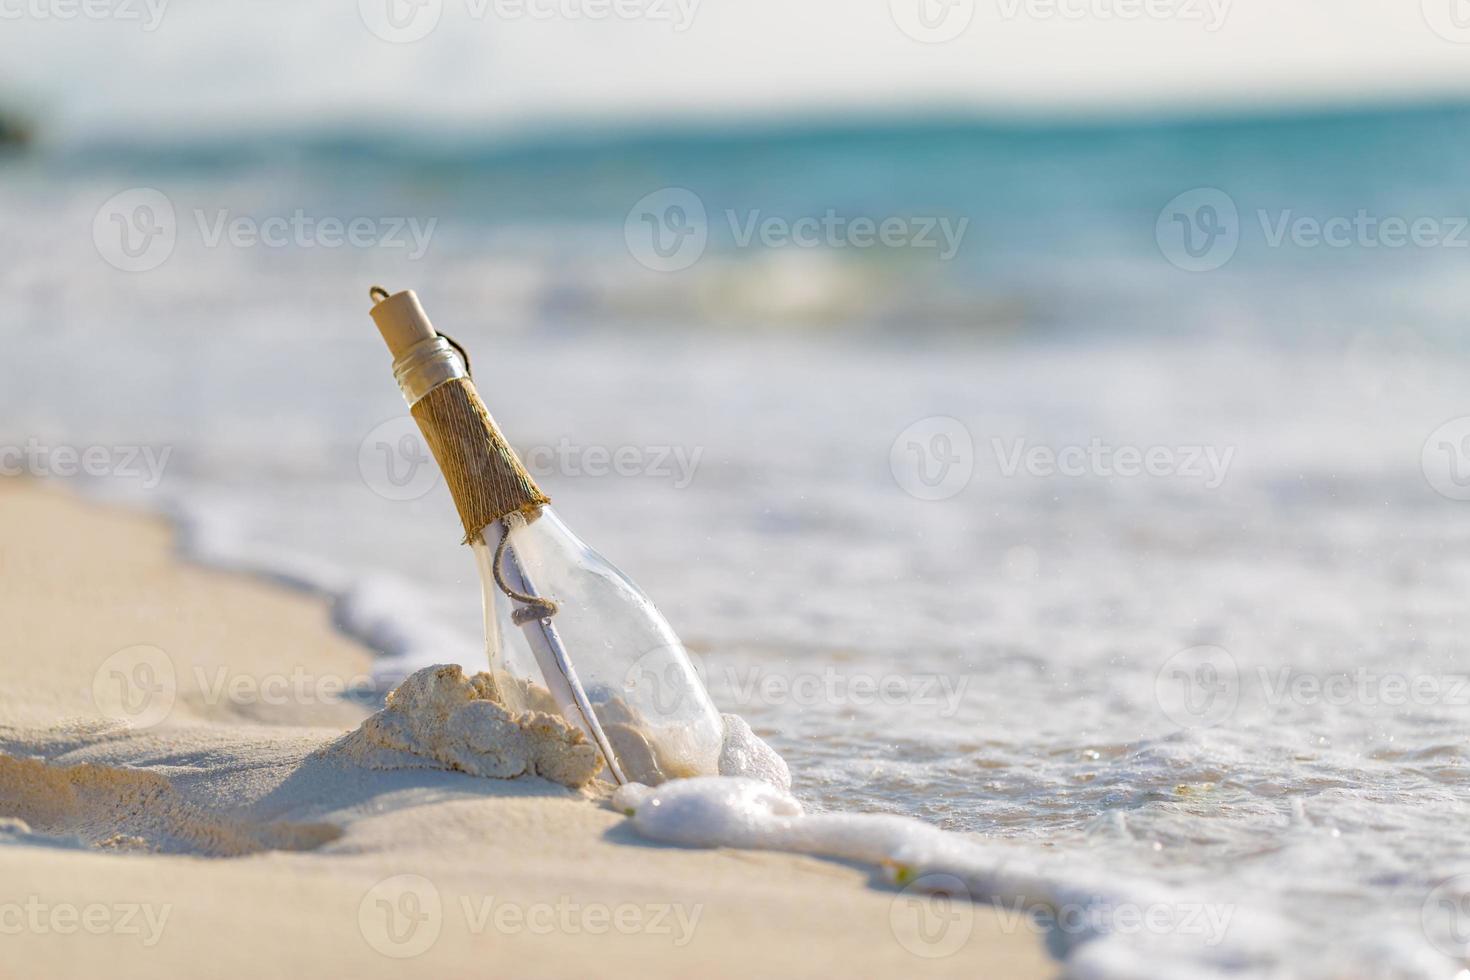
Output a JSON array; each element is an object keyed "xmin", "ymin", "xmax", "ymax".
[{"xmin": 4, "ymin": 0, "xmax": 1470, "ymax": 140}]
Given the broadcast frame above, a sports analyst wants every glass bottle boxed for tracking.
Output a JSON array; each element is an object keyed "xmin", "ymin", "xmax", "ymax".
[{"xmin": 370, "ymin": 288, "xmax": 723, "ymax": 785}]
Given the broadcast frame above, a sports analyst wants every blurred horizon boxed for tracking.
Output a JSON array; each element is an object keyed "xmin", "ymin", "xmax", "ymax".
[
  {"xmin": 6, "ymin": 0, "xmax": 1470, "ymax": 147},
  {"xmin": 7, "ymin": 92, "xmax": 1470, "ymax": 161}
]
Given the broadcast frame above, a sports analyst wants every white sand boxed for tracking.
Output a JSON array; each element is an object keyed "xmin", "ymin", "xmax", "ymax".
[{"xmin": 0, "ymin": 481, "xmax": 1049, "ymax": 979}]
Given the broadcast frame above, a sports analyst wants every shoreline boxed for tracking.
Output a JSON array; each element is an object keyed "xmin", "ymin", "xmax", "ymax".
[{"xmin": 0, "ymin": 480, "xmax": 1052, "ymax": 978}]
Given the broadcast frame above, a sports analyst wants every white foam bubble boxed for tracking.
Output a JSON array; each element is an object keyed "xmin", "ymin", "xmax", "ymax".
[{"xmin": 717, "ymin": 714, "xmax": 791, "ymax": 790}]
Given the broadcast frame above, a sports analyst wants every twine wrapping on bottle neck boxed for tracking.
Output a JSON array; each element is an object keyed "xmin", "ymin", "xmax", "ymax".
[{"xmin": 409, "ymin": 377, "xmax": 551, "ymax": 544}]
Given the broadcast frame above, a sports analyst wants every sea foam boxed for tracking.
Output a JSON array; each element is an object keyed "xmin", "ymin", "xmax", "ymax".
[{"xmin": 612, "ymin": 776, "xmax": 1298, "ymax": 980}]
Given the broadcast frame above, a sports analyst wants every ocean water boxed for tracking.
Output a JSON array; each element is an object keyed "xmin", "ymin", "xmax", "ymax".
[{"xmin": 8, "ymin": 104, "xmax": 1470, "ymax": 977}]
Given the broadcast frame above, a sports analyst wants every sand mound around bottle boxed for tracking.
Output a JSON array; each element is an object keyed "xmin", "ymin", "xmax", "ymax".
[
  {"xmin": 0, "ymin": 753, "xmax": 341, "ymax": 856},
  {"xmin": 327, "ymin": 664, "xmax": 602, "ymax": 789}
]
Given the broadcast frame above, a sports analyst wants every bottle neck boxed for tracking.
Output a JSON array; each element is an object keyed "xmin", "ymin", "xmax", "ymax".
[{"xmin": 392, "ymin": 336, "xmax": 467, "ymax": 406}]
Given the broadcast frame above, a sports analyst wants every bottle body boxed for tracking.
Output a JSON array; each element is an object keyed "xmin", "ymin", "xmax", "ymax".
[{"xmin": 474, "ymin": 510, "xmax": 724, "ymax": 784}]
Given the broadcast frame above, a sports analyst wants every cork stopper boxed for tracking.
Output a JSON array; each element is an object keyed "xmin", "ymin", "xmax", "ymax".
[
  {"xmin": 370, "ymin": 287, "xmax": 437, "ymax": 358},
  {"xmin": 365, "ymin": 286, "xmax": 550, "ymax": 543}
]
